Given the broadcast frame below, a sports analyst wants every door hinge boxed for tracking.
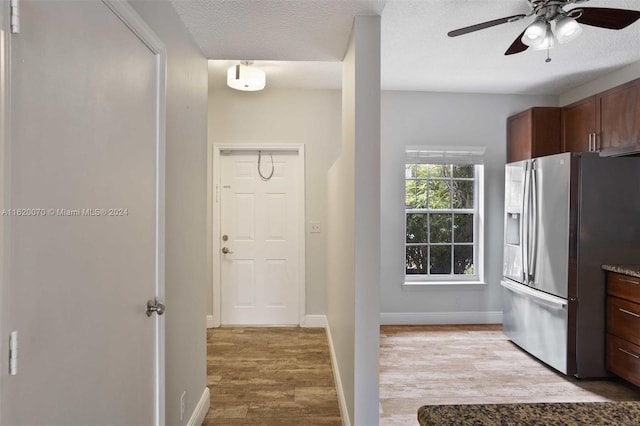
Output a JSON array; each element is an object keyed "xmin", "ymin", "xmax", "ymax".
[
  {"xmin": 10, "ymin": 0, "xmax": 20, "ymax": 34},
  {"xmin": 9, "ymin": 331, "xmax": 18, "ymax": 375}
]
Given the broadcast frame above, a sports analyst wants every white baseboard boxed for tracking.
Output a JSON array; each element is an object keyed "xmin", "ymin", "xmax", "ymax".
[
  {"xmin": 187, "ymin": 387, "xmax": 210, "ymax": 426},
  {"xmin": 380, "ymin": 311, "xmax": 503, "ymax": 325},
  {"xmin": 207, "ymin": 314, "xmax": 326, "ymax": 328},
  {"xmin": 301, "ymin": 314, "xmax": 327, "ymax": 328},
  {"xmin": 325, "ymin": 322, "xmax": 351, "ymax": 426},
  {"xmin": 206, "ymin": 315, "xmax": 215, "ymax": 329}
]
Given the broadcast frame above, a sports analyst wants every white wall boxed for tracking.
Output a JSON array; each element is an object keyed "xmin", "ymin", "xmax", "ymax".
[
  {"xmin": 352, "ymin": 16, "xmax": 381, "ymax": 426},
  {"xmin": 380, "ymin": 91, "xmax": 557, "ymax": 323},
  {"xmin": 327, "ymin": 15, "xmax": 381, "ymax": 426},
  {"xmin": 130, "ymin": 2, "xmax": 209, "ymax": 425},
  {"xmin": 208, "ymin": 88, "xmax": 342, "ymax": 317},
  {"xmin": 560, "ymin": 59, "xmax": 640, "ymax": 106}
]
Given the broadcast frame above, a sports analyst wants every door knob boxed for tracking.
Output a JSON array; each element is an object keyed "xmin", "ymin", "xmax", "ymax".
[
  {"xmin": 222, "ymin": 247, "xmax": 233, "ymax": 254},
  {"xmin": 146, "ymin": 299, "xmax": 166, "ymax": 317}
]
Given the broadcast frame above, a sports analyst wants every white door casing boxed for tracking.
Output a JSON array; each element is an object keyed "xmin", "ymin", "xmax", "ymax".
[
  {"xmin": 212, "ymin": 146, "xmax": 305, "ymax": 326},
  {"xmin": 1, "ymin": 1, "xmax": 165, "ymax": 425},
  {"xmin": 0, "ymin": 4, "xmax": 9, "ymax": 422}
]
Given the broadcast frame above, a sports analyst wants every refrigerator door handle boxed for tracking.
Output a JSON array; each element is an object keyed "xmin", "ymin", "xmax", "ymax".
[
  {"xmin": 528, "ymin": 160, "xmax": 538, "ymax": 284},
  {"xmin": 501, "ymin": 280, "xmax": 567, "ymax": 309},
  {"xmin": 521, "ymin": 161, "xmax": 530, "ymax": 284}
]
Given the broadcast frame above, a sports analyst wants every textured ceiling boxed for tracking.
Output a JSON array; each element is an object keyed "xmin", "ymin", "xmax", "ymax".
[
  {"xmin": 171, "ymin": 0, "xmax": 640, "ymax": 95},
  {"xmin": 170, "ymin": 0, "xmax": 387, "ymax": 61}
]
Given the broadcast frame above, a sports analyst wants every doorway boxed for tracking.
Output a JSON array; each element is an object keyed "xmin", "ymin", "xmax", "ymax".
[{"xmin": 212, "ymin": 145, "xmax": 306, "ymax": 326}]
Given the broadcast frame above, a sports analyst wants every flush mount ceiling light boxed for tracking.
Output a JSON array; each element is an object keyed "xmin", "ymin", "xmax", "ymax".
[{"xmin": 226, "ymin": 61, "xmax": 266, "ymax": 91}]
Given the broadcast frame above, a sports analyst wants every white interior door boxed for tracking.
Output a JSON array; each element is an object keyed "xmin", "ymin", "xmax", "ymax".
[
  {"xmin": 220, "ymin": 150, "xmax": 301, "ymax": 325},
  {"xmin": 2, "ymin": 1, "xmax": 164, "ymax": 425}
]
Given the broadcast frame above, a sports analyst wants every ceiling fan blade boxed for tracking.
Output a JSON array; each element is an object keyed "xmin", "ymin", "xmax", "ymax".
[
  {"xmin": 505, "ymin": 30, "xmax": 529, "ymax": 55},
  {"xmin": 448, "ymin": 14, "xmax": 526, "ymax": 37},
  {"xmin": 572, "ymin": 7, "xmax": 640, "ymax": 30}
]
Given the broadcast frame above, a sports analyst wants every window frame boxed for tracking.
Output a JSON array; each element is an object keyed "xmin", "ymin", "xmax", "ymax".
[{"xmin": 404, "ymin": 161, "xmax": 485, "ymax": 286}]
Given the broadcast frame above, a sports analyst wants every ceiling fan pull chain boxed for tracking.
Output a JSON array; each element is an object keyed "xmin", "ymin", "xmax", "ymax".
[{"xmin": 545, "ymin": 47, "xmax": 552, "ymax": 63}]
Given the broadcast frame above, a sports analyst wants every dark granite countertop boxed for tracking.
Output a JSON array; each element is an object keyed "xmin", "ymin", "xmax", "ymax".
[
  {"xmin": 418, "ymin": 401, "xmax": 640, "ymax": 425},
  {"xmin": 602, "ymin": 264, "xmax": 640, "ymax": 279}
]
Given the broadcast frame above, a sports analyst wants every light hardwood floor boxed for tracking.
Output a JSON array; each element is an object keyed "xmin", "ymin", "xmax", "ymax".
[
  {"xmin": 379, "ymin": 324, "xmax": 640, "ymax": 426},
  {"xmin": 204, "ymin": 327, "xmax": 341, "ymax": 425}
]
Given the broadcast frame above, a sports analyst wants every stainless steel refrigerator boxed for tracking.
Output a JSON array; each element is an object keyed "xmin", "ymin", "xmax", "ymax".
[{"xmin": 501, "ymin": 152, "xmax": 640, "ymax": 378}]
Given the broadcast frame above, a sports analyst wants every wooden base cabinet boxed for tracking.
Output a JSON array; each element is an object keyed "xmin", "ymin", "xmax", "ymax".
[
  {"xmin": 606, "ymin": 272, "xmax": 640, "ymax": 386},
  {"xmin": 607, "ymin": 335, "xmax": 640, "ymax": 387},
  {"xmin": 507, "ymin": 107, "xmax": 561, "ymax": 163}
]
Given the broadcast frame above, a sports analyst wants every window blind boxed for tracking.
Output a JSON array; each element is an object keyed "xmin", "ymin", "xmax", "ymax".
[{"xmin": 405, "ymin": 146, "xmax": 486, "ymax": 165}]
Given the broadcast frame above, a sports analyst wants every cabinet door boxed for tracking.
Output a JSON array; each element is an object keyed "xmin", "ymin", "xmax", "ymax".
[
  {"xmin": 506, "ymin": 108, "xmax": 560, "ymax": 163},
  {"xmin": 507, "ymin": 109, "xmax": 532, "ymax": 163},
  {"xmin": 562, "ymin": 96, "xmax": 595, "ymax": 152},
  {"xmin": 596, "ymin": 78, "xmax": 640, "ymax": 155},
  {"xmin": 531, "ymin": 108, "xmax": 561, "ymax": 158}
]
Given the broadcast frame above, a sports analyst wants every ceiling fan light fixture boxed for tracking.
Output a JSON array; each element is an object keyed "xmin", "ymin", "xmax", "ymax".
[
  {"xmin": 532, "ymin": 24, "xmax": 555, "ymax": 51},
  {"xmin": 521, "ymin": 19, "xmax": 547, "ymax": 47},
  {"xmin": 555, "ymin": 16, "xmax": 583, "ymax": 44},
  {"xmin": 226, "ymin": 61, "xmax": 266, "ymax": 91}
]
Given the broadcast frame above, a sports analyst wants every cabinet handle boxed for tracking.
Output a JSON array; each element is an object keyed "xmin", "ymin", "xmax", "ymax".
[
  {"xmin": 588, "ymin": 134, "xmax": 593, "ymax": 151},
  {"xmin": 620, "ymin": 278, "xmax": 640, "ymax": 285},
  {"xmin": 619, "ymin": 308, "xmax": 640, "ymax": 318},
  {"xmin": 594, "ymin": 133, "xmax": 599, "ymax": 151},
  {"xmin": 618, "ymin": 347, "xmax": 640, "ymax": 359}
]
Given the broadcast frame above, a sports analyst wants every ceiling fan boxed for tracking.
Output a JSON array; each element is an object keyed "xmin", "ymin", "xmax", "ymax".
[{"xmin": 447, "ymin": 0, "xmax": 640, "ymax": 56}]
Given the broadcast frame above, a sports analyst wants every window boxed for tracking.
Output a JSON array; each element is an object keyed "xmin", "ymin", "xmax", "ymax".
[{"xmin": 405, "ymin": 147, "xmax": 484, "ymax": 283}]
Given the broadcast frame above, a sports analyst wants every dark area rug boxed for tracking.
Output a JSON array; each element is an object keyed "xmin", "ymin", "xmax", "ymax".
[{"xmin": 418, "ymin": 401, "xmax": 640, "ymax": 425}]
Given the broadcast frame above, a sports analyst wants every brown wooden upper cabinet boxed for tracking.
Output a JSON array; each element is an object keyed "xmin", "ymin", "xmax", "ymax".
[
  {"xmin": 507, "ymin": 107, "xmax": 561, "ymax": 163},
  {"xmin": 561, "ymin": 78, "xmax": 640, "ymax": 156},
  {"xmin": 562, "ymin": 96, "xmax": 595, "ymax": 153},
  {"xmin": 597, "ymin": 78, "xmax": 640, "ymax": 155}
]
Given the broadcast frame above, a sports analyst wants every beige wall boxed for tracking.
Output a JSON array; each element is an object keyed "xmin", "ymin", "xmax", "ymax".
[
  {"xmin": 208, "ymin": 87, "xmax": 342, "ymax": 317},
  {"xmin": 327, "ymin": 15, "xmax": 381, "ymax": 426},
  {"xmin": 130, "ymin": 2, "xmax": 209, "ymax": 425},
  {"xmin": 559, "ymin": 59, "xmax": 640, "ymax": 106},
  {"xmin": 327, "ymin": 34, "xmax": 357, "ymax": 422}
]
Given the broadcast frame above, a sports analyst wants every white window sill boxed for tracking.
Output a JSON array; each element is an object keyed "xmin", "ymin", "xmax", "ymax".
[{"xmin": 403, "ymin": 280, "xmax": 487, "ymax": 289}]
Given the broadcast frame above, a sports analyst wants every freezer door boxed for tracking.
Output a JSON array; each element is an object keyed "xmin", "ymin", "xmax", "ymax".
[
  {"xmin": 502, "ymin": 280, "xmax": 570, "ymax": 375},
  {"xmin": 529, "ymin": 153, "xmax": 571, "ymax": 298},
  {"xmin": 503, "ymin": 160, "xmax": 527, "ymax": 284}
]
